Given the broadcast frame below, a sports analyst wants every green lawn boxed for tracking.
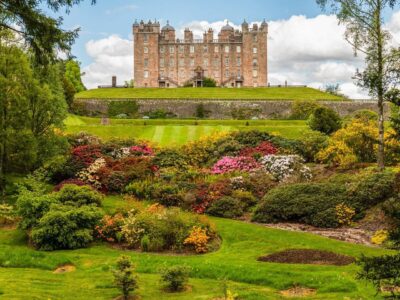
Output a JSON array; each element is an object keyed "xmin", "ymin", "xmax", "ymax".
[
  {"xmin": 64, "ymin": 115, "xmax": 309, "ymax": 146},
  {"xmin": 75, "ymin": 87, "xmax": 344, "ymax": 101},
  {"xmin": 0, "ymin": 195, "xmax": 393, "ymax": 299}
]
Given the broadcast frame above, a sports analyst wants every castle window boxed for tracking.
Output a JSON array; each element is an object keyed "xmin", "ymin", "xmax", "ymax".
[
  {"xmin": 225, "ymin": 57, "xmax": 229, "ymax": 66},
  {"xmin": 190, "ymin": 58, "xmax": 195, "ymax": 66},
  {"xmin": 160, "ymin": 46, "xmax": 165, "ymax": 53},
  {"xmin": 253, "ymin": 47, "xmax": 258, "ymax": 54},
  {"xmin": 144, "ymin": 59, "xmax": 148, "ymax": 68},
  {"xmin": 253, "ymin": 35, "xmax": 258, "ymax": 42},
  {"xmin": 179, "ymin": 58, "xmax": 184, "ymax": 67},
  {"xmin": 144, "ymin": 47, "xmax": 148, "ymax": 54},
  {"xmin": 204, "ymin": 45, "xmax": 208, "ymax": 53},
  {"xmin": 224, "ymin": 45, "xmax": 229, "ymax": 53},
  {"xmin": 237, "ymin": 69, "xmax": 241, "ymax": 77},
  {"xmin": 169, "ymin": 59, "xmax": 175, "ymax": 67},
  {"xmin": 253, "ymin": 70, "xmax": 258, "ymax": 77},
  {"xmin": 190, "ymin": 45, "xmax": 195, "ymax": 53},
  {"xmin": 179, "ymin": 45, "xmax": 184, "ymax": 53},
  {"xmin": 144, "ymin": 71, "xmax": 149, "ymax": 78},
  {"xmin": 144, "ymin": 34, "xmax": 148, "ymax": 43},
  {"xmin": 214, "ymin": 59, "xmax": 219, "ymax": 67},
  {"xmin": 169, "ymin": 46, "xmax": 175, "ymax": 54},
  {"xmin": 253, "ymin": 58, "xmax": 258, "ymax": 66},
  {"xmin": 237, "ymin": 57, "xmax": 241, "ymax": 66},
  {"xmin": 160, "ymin": 58, "xmax": 165, "ymax": 67},
  {"xmin": 160, "ymin": 71, "xmax": 165, "ymax": 77},
  {"xmin": 225, "ymin": 69, "xmax": 229, "ymax": 77},
  {"xmin": 214, "ymin": 46, "xmax": 219, "ymax": 53},
  {"xmin": 203, "ymin": 59, "xmax": 208, "ymax": 67},
  {"xmin": 236, "ymin": 46, "xmax": 241, "ymax": 53}
]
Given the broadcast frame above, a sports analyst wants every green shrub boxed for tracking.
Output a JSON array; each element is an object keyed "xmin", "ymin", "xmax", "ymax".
[
  {"xmin": 308, "ymin": 107, "xmax": 342, "ymax": 135},
  {"xmin": 296, "ymin": 131, "xmax": 328, "ymax": 162},
  {"xmin": 382, "ymin": 198, "xmax": 400, "ymax": 248},
  {"xmin": 160, "ymin": 265, "xmax": 191, "ymax": 292},
  {"xmin": 203, "ymin": 77, "xmax": 217, "ymax": 87},
  {"xmin": 31, "ymin": 204, "xmax": 103, "ymax": 250},
  {"xmin": 147, "ymin": 109, "xmax": 176, "ymax": 119},
  {"xmin": 108, "ymin": 101, "xmax": 139, "ymax": 118},
  {"xmin": 57, "ymin": 184, "xmax": 103, "ymax": 207},
  {"xmin": 195, "ymin": 103, "xmax": 210, "ymax": 119},
  {"xmin": 125, "ymin": 180, "xmax": 153, "ymax": 199},
  {"xmin": 113, "ymin": 255, "xmax": 138, "ymax": 300},
  {"xmin": 231, "ymin": 190, "xmax": 257, "ymax": 210},
  {"xmin": 153, "ymin": 149, "xmax": 188, "ymax": 169},
  {"xmin": 207, "ymin": 196, "xmax": 244, "ymax": 219},
  {"xmin": 291, "ymin": 101, "xmax": 320, "ymax": 120}
]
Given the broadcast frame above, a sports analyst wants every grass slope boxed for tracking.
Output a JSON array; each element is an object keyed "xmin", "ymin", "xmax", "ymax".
[
  {"xmin": 75, "ymin": 87, "xmax": 344, "ymax": 101},
  {"xmin": 64, "ymin": 115, "xmax": 309, "ymax": 146},
  {"xmin": 0, "ymin": 194, "xmax": 393, "ymax": 300}
]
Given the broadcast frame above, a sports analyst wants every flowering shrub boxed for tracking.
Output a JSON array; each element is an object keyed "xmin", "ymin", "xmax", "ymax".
[
  {"xmin": 211, "ymin": 156, "xmax": 260, "ymax": 175},
  {"xmin": 371, "ymin": 230, "xmax": 389, "ymax": 245},
  {"xmin": 259, "ymin": 155, "xmax": 312, "ymax": 182},
  {"xmin": 183, "ymin": 226, "xmax": 210, "ymax": 253},
  {"xmin": 239, "ymin": 142, "xmax": 278, "ymax": 158},
  {"xmin": 77, "ymin": 157, "xmax": 107, "ymax": 189},
  {"xmin": 192, "ymin": 180, "xmax": 233, "ymax": 214},
  {"xmin": 96, "ymin": 214, "xmax": 125, "ymax": 242},
  {"xmin": 335, "ymin": 203, "xmax": 355, "ymax": 226},
  {"xmin": 71, "ymin": 145, "xmax": 102, "ymax": 168},
  {"xmin": 130, "ymin": 144, "xmax": 154, "ymax": 156}
]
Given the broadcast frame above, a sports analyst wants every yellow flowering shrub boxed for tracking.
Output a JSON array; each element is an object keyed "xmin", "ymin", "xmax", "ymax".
[
  {"xmin": 335, "ymin": 203, "xmax": 356, "ymax": 226},
  {"xmin": 371, "ymin": 230, "xmax": 389, "ymax": 245},
  {"xmin": 184, "ymin": 226, "xmax": 210, "ymax": 253}
]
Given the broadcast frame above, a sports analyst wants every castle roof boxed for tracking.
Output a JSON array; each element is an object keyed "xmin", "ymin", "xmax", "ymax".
[
  {"xmin": 221, "ymin": 21, "xmax": 234, "ymax": 31},
  {"xmin": 133, "ymin": 19, "xmax": 139, "ymax": 27},
  {"xmin": 162, "ymin": 21, "xmax": 175, "ymax": 31}
]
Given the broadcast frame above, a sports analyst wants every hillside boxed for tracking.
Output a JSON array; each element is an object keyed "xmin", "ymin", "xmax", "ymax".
[{"xmin": 75, "ymin": 87, "xmax": 345, "ymax": 101}]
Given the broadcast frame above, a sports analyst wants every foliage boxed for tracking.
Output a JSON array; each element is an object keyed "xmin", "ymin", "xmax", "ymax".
[
  {"xmin": 308, "ymin": 107, "xmax": 342, "ymax": 135},
  {"xmin": 113, "ymin": 256, "xmax": 138, "ymax": 300},
  {"xmin": 259, "ymin": 155, "xmax": 312, "ymax": 182},
  {"xmin": 0, "ymin": 204, "xmax": 17, "ymax": 225},
  {"xmin": 290, "ymin": 101, "xmax": 320, "ymax": 120},
  {"xmin": 195, "ymin": 103, "xmax": 210, "ymax": 119},
  {"xmin": 335, "ymin": 203, "xmax": 355, "ymax": 226},
  {"xmin": 54, "ymin": 179, "xmax": 89, "ymax": 191},
  {"xmin": 96, "ymin": 214, "xmax": 125, "ymax": 243},
  {"xmin": 64, "ymin": 60, "xmax": 85, "ymax": 93},
  {"xmin": 239, "ymin": 142, "xmax": 278, "ymax": 159},
  {"xmin": 153, "ymin": 149, "xmax": 188, "ymax": 168},
  {"xmin": 358, "ymin": 254, "xmax": 400, "ymax": 299},
  {"xmin": 31, "ymin": 204, "xmax": 102, "ymax": 250},
  {"xmin": 371, "ymin": 230, "xmax": 389, "ymax": 246},
  {"xmin": 211, "ymin": 156, "xmax": 260, "ymax": 174},
  {"xmin": 160, "ymin": 265, "xmax": 191, "ymax": 292},
  {"xmin": 296, "ymin": 131, "xmax": 328, "ymax": 162},
  {"xmin": 183, "ymin": 226, "xmax": 210, "ymax": 254},
  {"xmin": 108, "ymin": 101, "xmax": 139, "ymax": 118},
  {"xmin": 202, "ymin": 77, "xmax": 217, "ymax": 87},
  {"xmin": 56, "ymin": 184, "xmax": 103, "ymax": 207},
  {"xmin": 382, "ymin": 197, "xmax": 400, "ymax": 248},
  {"xmin": 147, "ymin": 109, "xmax": 176, "ymax": 119},
  {"xmin": 206, "ymin": 196, "xmax": 244, "ymax": 219}
]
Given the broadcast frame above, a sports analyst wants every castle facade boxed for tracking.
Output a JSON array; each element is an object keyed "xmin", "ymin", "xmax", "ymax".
[{"xmin": 133, "ymin": 20, "xmax": 268, "ymax": 88}]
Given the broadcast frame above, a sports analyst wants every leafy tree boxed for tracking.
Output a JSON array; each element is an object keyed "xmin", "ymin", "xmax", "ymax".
[
  {"xmin": 160, "ymin": 265, "xmax": 190, "ymax": 292},
  {"xmin": 0, "ymin": 0, "xmax": 96, "ymax": 63},
  {"xmin": 317, "ymin": 0, "xmax": 400, "ymax": 170},
  {"xmin": 308, "ymin": 106, "xmax": 342, "ymax": 135},
  {"xmin": 113, "ymin": 256, "xmax": 138, "ymax": 300},
  {"xmin": 64, "ymin": 60, "xmax": 85, "ymax": 92},
  {"xmin": 203, "ymin": 77, "xmax": 217, "ymax": 87}
]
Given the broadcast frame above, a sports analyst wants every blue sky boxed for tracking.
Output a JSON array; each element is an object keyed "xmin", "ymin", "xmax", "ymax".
[{"xmin": 47, "ymin": 1, "xmax": 400, "ymax": 97}]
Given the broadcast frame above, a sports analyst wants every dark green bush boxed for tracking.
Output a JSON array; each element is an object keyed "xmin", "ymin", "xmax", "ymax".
[
  {"xmin": 57, "ymin": 184, "xmax": 103, "ymax": 207},
  {"xmin": 308, "ymin": 107, "xmax": 342, "ymax": 135},
  {"xmin": 108, "ymin": 101, "xmax": 139, "ymax": 118},
  {"xmin": 296, "ymin": 131, "xmax": 328, "ymax": 162},
  {"xmin": 147, "ymin": 109, "xmax": 176, "ymax": 119},
  {"xmin": 160, "ymin": 265, "xmax": 191, "ymax": 292},
  {"xmin": 153, "ymin": 149, "xmax": 188, "ymax": 168},
  {"xmin": 207, "ymin": 196, "xmax": 244, "ymax": 219},
  {"xmin": 382, "ymin": 198, "xmax": 400, "ymax": 248},
  {"xmin": 31, "ymin": 204, "xmax": 103, "ymax": 250},
  {"xmin": 202, "ymin": 77, "xmax": 217, "ymax": 87},
  {"xmin": 290, "ymin": 101, "xmax": 320, "ymax": 120},
  {"xmin": 231, "ymin": 190, "xmax": 257, "ymax": 210}
]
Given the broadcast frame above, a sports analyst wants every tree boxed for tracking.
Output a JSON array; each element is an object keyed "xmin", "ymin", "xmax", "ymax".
[
  {"xmin": 64, "ymin": 60, "xmax": 85, "ymax": 93},
  {"xmin": 317, "ymin": 0, "xmax": 400, "ymax": 170},
  {"xmin": 308, "ymin": 106, "xmax": 342, "ymax": 135},
  {"xmin": 0, "ymin": 0, "xmax": 96, "ymax": 63},
  {"xmin": 113, "ymin": 256, "xmax": 138, "ymax": 300},
  {"xmin": 203, "ymin": 77, "xmax": 217, "ymax": 87}
]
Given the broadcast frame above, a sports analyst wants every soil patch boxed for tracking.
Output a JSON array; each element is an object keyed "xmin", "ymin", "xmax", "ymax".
[
  {"xmin": 280, "ymin": 286, "xmax": 317, "ymax": 298},
  {"xmin": 113, "ymin": 296, "xmax": 140, "ymax": 300},
  {"xmin": 258, "ymin": 249, "xmax": 355, "ymax": 266},
  {"xmin": 53, "ymin": 264, "xmax": 76, "ymax": 274}
]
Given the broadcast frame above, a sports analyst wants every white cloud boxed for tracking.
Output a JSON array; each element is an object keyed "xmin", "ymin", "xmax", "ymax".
[
  {"xmin": 82, "ymin": 12, "xmax": 400, "ymax": 98},
  {"xmin": 82, "ymin": 35, "xmax": 133, "ymax": 88}
]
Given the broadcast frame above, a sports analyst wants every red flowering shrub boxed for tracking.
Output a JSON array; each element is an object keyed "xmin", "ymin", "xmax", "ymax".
[
  {"xmin": 53, "ymin": 179, "xmax": 90, "ymax": 192},
  {"xmin": 130, "ymin": 144, "xmax": 154, "ymax": 156},
  {"xmin": 71, "ymin": 145, "xmax": 102, "ymax": 168},
  {"xmin": 239, "ymin": 141, "xmax": 278, "ymax": 158},
  {"xmin": 192, "ymin": 180, "xmax": 233, "ymax": 214},
  {"xmin": 95, "ymin": 214, "xmax": 125, "ymax": 243}
]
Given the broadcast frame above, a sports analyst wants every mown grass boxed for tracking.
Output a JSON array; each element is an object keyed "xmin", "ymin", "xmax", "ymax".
[
  {"xmin": 64, "ymin": 115, "xmax": 310, "ymax": 146},
  {"xmin": 75, "ymin": 87, "xmax": 344, "ymax": 101}
]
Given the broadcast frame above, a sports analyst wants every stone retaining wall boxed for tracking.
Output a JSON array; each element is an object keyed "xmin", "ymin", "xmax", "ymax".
[{"xmin": 73, "ymin": 98, "xmax": 390, "ymax": 119}]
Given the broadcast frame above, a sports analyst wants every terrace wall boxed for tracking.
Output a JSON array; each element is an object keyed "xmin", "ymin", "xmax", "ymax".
[{"xmin": 73, "ymin": 98, "xmax": 390, "ymax": 119}]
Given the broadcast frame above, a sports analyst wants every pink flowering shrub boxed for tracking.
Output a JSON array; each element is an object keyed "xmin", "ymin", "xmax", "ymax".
[
  {"xmin": 211, "ymin": 156, "xmax": 260, "ymax": 174},
  {"xmin": 130, "ymin": 144, "xmax": 154, "ymax": 156},
  {"xmin": 239, "ymin": 142, "xmax": 278, "ymax": 158}
]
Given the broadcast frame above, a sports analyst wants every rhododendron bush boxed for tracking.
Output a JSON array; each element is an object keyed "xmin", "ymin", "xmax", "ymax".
[
  {"xmin": 239, "ymin": 141, "xmax": 278, "ymax": 158},
  {"xmin": 211, "ymin": 156, "xmax": 260, "ymax": 174},
  {"xmin": 260, "ymin": 155, "xmax": 312, "ymax": 182}
]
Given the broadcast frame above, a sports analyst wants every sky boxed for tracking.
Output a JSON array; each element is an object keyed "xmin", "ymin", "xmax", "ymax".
[{"xmin": 49, "ymin": 0, "xmax": 400, "ymax": 98}]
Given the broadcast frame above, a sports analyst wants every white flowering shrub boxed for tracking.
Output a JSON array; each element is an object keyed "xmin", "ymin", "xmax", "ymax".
[
  {"xmin": 259, "ymin": 155, "xmax": 312, "ymax": 182},
  {"xmin": 77, "ymin": 157, "xmax": 106, "ymax": 189}
]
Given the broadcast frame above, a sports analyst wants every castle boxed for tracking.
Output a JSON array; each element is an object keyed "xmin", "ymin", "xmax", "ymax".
[{"xmin": 133, "ymin": 20, "xmax": 268, "ymax": 88}]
